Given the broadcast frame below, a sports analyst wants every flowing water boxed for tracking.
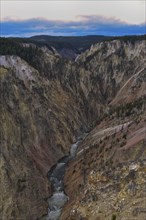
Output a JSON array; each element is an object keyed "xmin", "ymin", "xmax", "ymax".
[{"xmin": 46, "ymin": 135, "xmax": 87, "ymax": 220}]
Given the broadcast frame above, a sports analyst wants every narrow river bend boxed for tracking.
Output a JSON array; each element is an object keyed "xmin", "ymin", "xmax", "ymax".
[{"xmin": 46, "ymin": 134, "xmax": 87, "ymax": 220}]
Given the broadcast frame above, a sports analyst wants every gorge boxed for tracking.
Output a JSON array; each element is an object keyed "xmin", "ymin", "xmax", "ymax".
[{"xmin": 0, "ymin": 35, "xmax": 146, "ymax": 220}]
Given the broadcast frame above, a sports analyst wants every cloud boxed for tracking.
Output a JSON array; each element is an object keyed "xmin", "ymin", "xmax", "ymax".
[{"xmin": 1, "ymin": 15, "xmax": 146, "ymax": 37}]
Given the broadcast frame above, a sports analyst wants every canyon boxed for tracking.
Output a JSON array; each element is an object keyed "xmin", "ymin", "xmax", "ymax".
[{"xmin": 0, "ymin": 35, "xmax": 146, "ymax": 220}]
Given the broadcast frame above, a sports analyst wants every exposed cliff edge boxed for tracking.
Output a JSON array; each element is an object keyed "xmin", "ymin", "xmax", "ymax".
[{"xmin": 0, "ymin": 37, "xmax": 146, "ymax": 219}]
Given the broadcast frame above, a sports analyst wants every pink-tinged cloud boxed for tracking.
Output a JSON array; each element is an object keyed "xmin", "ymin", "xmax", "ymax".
[{"xmin": 1, "ymin": 15, "xmax": 146, "ymax": 37}]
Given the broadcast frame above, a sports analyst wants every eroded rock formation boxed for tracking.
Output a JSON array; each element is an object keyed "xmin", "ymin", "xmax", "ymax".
[{"xmin": 0, "ymin": 36, "xmax": 146, "ymax": 219}]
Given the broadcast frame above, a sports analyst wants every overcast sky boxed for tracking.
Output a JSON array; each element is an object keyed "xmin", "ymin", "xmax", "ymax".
[{"xmin": 1, "ymin": 0, "xmax": 146, "ymax": 37}]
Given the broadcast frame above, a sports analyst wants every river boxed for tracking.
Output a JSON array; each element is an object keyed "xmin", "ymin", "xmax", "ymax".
[{"xmin": 46, "ymin": 134, "xmax": 87, "ymax": 220}]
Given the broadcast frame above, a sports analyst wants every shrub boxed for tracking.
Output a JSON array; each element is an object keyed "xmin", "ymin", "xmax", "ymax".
[{"xmin": 112, "ymin": 214, "xmax": 117, "ymax": 220}]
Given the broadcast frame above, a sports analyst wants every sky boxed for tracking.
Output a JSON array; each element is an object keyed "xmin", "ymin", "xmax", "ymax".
[{"xmin": 1, "ymin": 0, "xmax": 146, "ymax": 37}]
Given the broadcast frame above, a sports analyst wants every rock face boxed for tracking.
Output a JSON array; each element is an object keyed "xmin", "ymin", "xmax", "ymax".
[
  {"xmin": 77, "ymin": 39, "xmax": 146, "ymax": 103},
  {"xmin": 0, "ymin": 36, "xmax": 146, "ymax": 220},
  {"xmin": 61, "ymin": 100, "xmax": 146, "ymax": 219},
  {"xmin": 0, "ymin": 55, "xmax": 91, "ymax": 220},
  {"xmin": 63, "ymin": 159, "xmax": 146, "ymax": 220}
]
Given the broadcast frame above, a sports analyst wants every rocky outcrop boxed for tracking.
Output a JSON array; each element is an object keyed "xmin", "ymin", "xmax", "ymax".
[
  {"xmin": 77, "ymin": 40, "xmax": 146, "ymax": 102},
  {"xmin": 61, "ymin": 101, "xmax": 146, "ymax": 220},
  {"xmin": 64, "ymin": 159, "xmax": 146, "ymax": 220},
  {"xmin": 0, "ymin": 37, "xmax": 146, "ymax": 219},
  {"xmin": 0, "ymin": 53, "xmax": 103, "ymax": 219},
  {"xmin": 0, "ymin": 55, "xmax": 89, "ymax": 220}
]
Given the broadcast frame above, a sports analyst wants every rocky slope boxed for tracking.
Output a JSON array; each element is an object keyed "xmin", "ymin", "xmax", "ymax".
[
  {"xmin": 61, "ymin": 97, "xmax": 146, "ymax": 219},
  {"xmin": 0, "ymin": 55, "xmax": 91, "ymax": 220},
  {"xmin": 76, "ymin": 39, "xmax": 146, "ymax": 103},
  {"xmin": 0, "ymin": 36, "xmax": 146, "ymax": 220}
]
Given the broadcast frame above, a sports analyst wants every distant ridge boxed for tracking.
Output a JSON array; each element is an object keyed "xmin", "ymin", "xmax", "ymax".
[
  {"xmin": 0, "ymin": 34, "xmax": 145, "ymax": 60},
  {"xmin": 30, "ymin": 35, "xmax": 113, "ymax": 51}
]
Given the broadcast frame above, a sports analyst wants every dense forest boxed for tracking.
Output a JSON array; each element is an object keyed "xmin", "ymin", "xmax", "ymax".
[
  {"xmin": 0, "ymin": 34, "xmax": 145, "ymax": 56},
  {"xmin": 0, "ymin": 34, "xmax": 145, "ymax": 70},
  {"xmin": 0, "ymin": 38, "xmax": 44, "ymax": 72}
]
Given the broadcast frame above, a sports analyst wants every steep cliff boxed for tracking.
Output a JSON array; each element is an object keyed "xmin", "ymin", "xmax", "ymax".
[
  {"xmin": 60, "ymin": 39, "xmax": 146, "ymax": 220},
  {"xmin": 77, "ymin": 39, "xmax": 146, "ymax": 102},
  {"xmin": 0, "ymin": 55, "xmax": 90, "ymax": 220},
  {"xmin": 0, "ymin": 36, "xmax": 146, "ymax": 220},
  {"xmin": 61, "ymin": 101, "xmax": 146, "ymax": 220}
]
